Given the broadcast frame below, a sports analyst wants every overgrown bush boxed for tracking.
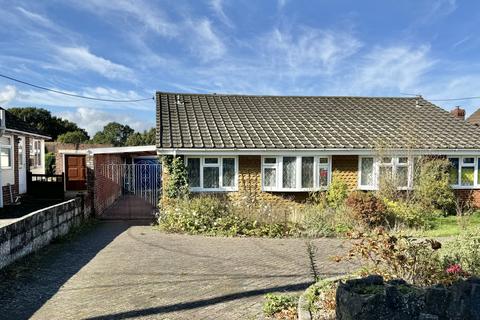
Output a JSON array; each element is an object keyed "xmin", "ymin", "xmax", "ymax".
[
  {"xmin": 345, "ymin": 191, "xmax": 388, "ymax": 227},
  {"xmin": 413, "ymin": 157, "xmax": 456, "ymax": 213},
  {"xmin": 302, "ymin": 203, "xmax": 354, "ymax": 237},
  {"xmin": 440, "ymin": 229, "xmax": 480, "ymax": 276},
  {"xmin": 158, "ymin": 195, "xmax": 299, "ymax": 238},
  {"xmin": 383, "ymin": 199, "xmax": 434, "ymax": 229},
  {"xmin": 161, "ymin": 156, "xmax": 189, "ymax": 199},
  {"xmin": 325, "ymin": 175, "xmax": 348, "ymax": 208},
  {"xmin": 263, "ymin": 293, "xmax": 298, "ymax": 319},
  {"xmin": 45, "ymin": 152, "xmax": 56, "ymax": 175}
]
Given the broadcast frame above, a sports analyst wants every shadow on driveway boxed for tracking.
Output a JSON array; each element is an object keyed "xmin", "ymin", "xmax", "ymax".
[{"xmin": 0, "ymin": 220, "xmax": 135, "ymax": 320}]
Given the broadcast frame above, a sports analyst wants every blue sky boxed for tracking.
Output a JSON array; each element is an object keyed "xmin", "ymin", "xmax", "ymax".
[{"xmin": 0, "ymin": 0, "xmax": 479, "ymax": 136}]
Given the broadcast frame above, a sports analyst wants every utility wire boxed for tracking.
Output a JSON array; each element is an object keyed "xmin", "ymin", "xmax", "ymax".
[
  {"xmin": 428, "ymin": 96, "xmax": 480, "ymax": 102},
  {"xmin": 0, "ymin": 73, "xmax": 154, "ymax": 103}
]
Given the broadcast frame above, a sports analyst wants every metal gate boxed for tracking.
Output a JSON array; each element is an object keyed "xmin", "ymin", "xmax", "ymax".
[{"xmin": 96, "ymin": 162, "xmax": 162, "ymax": 219}]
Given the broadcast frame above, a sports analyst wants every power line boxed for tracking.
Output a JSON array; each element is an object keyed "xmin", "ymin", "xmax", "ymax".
[
  {"xmin": 428, "ymin": 96, "xmax": 480, "ymax": 102},
  {"xmin": 0, "ymin": 73, "xmax": 154, "ymax": 103}
]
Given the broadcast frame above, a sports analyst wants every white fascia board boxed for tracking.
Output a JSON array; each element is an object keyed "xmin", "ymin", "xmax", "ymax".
[
  {"xmin": 58, "ymin": 149, "xmax": 89, "ymax": 155},
  {"xmin": 89, "ymin": 145, "xmax": 157, "ymax": 155},
  {"xmin": 5, "ymin": 129, "xmax": 50, "ymax": 140},
  {"xmin": 157, "ymin": 148, "xmax": 480, "ymax": 156}
]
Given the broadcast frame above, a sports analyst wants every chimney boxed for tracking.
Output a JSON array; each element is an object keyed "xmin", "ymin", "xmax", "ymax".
[{"xmin": 451, "ymin": 106, "xmax": 465, "ymax": 120}]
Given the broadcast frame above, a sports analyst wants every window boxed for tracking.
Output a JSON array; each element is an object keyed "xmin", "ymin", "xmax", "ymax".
[
  {"xmin": 186, "ymin": 156, "xmax": 237, "ymax": 191},
  {"xmin": 30, "ymin": 139, "xmax": 42, "ymax": 168},
  {"xmin": 448, "ymin": 157, "xmax": 480, "ymax": 188},
  {"xmin": 0, "ymin": 136, "xmax": 12, "ymax": 168},
  {"xmin": 262, "ymin": 156, "xmax": 331, "ymax": 191},
  {"xmin": 359, "ymin": 156, "xmax": 413, "ymax": 190},
  {"xmin": 18, "ymin": 140, "xmax": 24, "ymax": 168}
]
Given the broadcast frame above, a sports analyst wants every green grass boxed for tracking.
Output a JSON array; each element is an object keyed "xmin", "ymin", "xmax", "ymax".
[{"xmin": 405, "ymin": 212, "xmax": 480, "ymax": 237}]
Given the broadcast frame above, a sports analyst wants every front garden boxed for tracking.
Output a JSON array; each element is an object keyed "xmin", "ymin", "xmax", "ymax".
[{"xmin": 157, "ymin": 156, "xmax": 480, "ymax": 319}]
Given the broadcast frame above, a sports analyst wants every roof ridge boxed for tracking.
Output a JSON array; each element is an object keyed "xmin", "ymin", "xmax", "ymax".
[{"xmin": 156, "ymin": 91, "xmax": 419, "ymax": 99}]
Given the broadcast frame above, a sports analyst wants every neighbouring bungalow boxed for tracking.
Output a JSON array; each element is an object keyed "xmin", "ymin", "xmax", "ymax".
[
  {"xmin": 155, "ymin": 92, "xmax": 480, "ymax": 206},
  {"xmin": 0, "ymin": 107, "xmax": 50, "ymax": 207}
]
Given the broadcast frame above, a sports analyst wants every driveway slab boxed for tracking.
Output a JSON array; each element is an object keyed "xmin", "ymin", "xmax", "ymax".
[{"xmin": 0, "ymin": 221, "xmax": 354, "ymax": 319}]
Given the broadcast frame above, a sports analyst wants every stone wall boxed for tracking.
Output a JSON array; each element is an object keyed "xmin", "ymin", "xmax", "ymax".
[
  {"xmin": 336, "ymin": 275, "xmax": 480, "ymax": 320},
  {"xmin": 0, "ymin": 196, "xmax": 92, "ymax": 270}
]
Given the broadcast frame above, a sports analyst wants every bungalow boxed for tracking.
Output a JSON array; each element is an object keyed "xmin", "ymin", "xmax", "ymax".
[
  {"xmin": 155, "ymin": 92, "xmax": 480, "ymax": 206},
  {"xmin": 0, "ymin": 107, "xmax": 50, "ymax": 207}
]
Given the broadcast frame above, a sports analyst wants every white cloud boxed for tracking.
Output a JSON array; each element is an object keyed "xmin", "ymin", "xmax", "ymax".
[
  {"xmin": 0, "ymin": 85, "xmax": 17, "ymax": 104},
  {"xmin": 75, "ymin": 0, "xmax": 177, "ymax": 37},
  {"xmin": 58, "ymin": 107, "xmax": 153, "ymax": 136},
  {"xmin": 262, "ymin": 27, "xmax": 362, "ymax": 76},
  {"xmin": 335, "ymin": 45, "xmax": 435, "ymax": 95},
  {"xmin": 55, "ymin": 46, "xmax": 134, "ymax": 80},
  {"xmin": 188, "ymin": 19, "xmax": 227, "ymax": 61},
  {"xmin": 209, "ymin": 0, "xmax": 233, "ymax": 28},
  {"xmin": 16, "ymin": 7, "xmax": 54, "ymax": 28}
]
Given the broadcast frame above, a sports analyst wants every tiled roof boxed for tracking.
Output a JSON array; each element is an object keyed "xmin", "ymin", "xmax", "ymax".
[
  {"xmin": 1, "ymin": 108, "xmax": 50, "ymax": 138},
  {"xmin": 467, "ymin": 108, "xmax": 480, "ymax": 126},
  {"xmin": 156, "ymin": 92, "xmax": 480, "ymax": 150}
]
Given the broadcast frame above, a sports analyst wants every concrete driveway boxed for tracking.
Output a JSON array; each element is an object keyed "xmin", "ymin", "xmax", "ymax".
[{"xmin": 0, "ymin": 221, "xmax": 354, "ymax": 320}]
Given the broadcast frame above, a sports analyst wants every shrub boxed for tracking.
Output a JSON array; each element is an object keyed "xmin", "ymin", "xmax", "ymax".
[
  {"xmin": 45, "ymin": 152, "xmax": 56, "ymax": 175},
  {"xmin": 325, "ymin": 175, "xmax": 348, "ymax": 208},
  {"xmin": 263, "ymin": 293, "xmax": 298, "ymax": 318},
  {"xmin": 413, "ymin": 157, "xmax": 455, "ymax": 213},
  {"xmin": 345, "ymin": 191, "xmax": 388, "ymax": 227},
  {"xmin": 383, "ymin": 199, "xmax": 434, "ymax": 229},
  {"xmin": 336, "ymin": 228, "xmax": 448, "ymax": 286},
  {"xmin": 302, "ymin": 204, "xmax": 354, "ymax": 237},
  {"xmin": 440, "ymin": 229, "xmax": 480, "ymax": 275},
  {"xmin": 161, "ymin": 156, "xmax": 189, "ymax": 199},
  {"xmin": 159, "ymin": 195, "xmax": 299, "ymax": 238}
]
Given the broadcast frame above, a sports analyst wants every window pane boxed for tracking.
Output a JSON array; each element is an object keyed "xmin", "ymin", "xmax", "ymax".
[
  {"xmin": 187, "ymin": 158, "xmax": 200, "ymax": 187},
  {"xmin": 379, "ymin": 166, "xmax": 393, "ymax": 181},
  {"xmin": 203, "ymin": 167, "xmax": 219, "ymax": 188},
  {"xmin": 319, "ymin": 167, "xmax": 329, "ymax": 187},
  {"xmin": 319, "ymin": 157, "xmax": 328, "ymax": 164},
  {"xmin": 461, "ymin": 166, "xmax": 474, "ymax": 186},
  {"xmin": 463, "ymin": 157, "xmax": 475, "ymax": 164},
  {"xmin": 301, "ymin": 157, "xmax": 314, "ymax": 188},
  {"xmin": 1, "ymin": 147, "xmax": 11, "ymax": 167},
  {"xmin": 264, "ymin": 157, "xmax": 276, "ymax": 164},
  {"xmin": 381, "ymin": 157, "xmax": 392, "ymax": 164},
  {"xmin": 204, "ymin": 158, "xmax": 218, "ymax": 164},
  {"xmin": 360, "ymin": 158, "xmax": 374, "ymax": 186},
  {"xmin": 398, "ymin": 157, "xmax": 408, "ymax": 164},
  {"xmin": 264, "ymin": 168, "xmax": 276, "ymax": 187},
  {"xmin": 282, "ymin": 157, "xmax": 297, "ymax": 188},
  {"xmin": 449, "ymin": 158, "xmax": 459, "ymax": 185},
  {"xmin": 222, "ymin": 158, "xmax": 235, "ymax": 187},
  {"xmin": 397, "ymin": 166, "xmax": 409, "ymax": 187}
]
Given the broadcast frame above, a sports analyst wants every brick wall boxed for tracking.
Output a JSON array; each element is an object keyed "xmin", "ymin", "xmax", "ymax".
[
  {"xmin": 92, "ymin": 154, "xmax": 123, "ymax": 215},
  {"xmin": 52, "ymin": 143, "xmax": 112, "ymax": 175},
  {"xmin": 455, "ymin": 189, "xmax": 480, "ymax": 208}
]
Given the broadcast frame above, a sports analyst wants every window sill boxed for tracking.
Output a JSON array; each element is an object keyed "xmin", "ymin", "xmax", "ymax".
[
  {"xmin": 190, "ymin": 188, "xmax": 238, "ymax": 192},
  {"xmin": 451, "ymin": 186, "xmax": 480, "ymax": 190},
  {"xmin": 263, "ymin": 188, "xmax": 328, "ymax": 192}
]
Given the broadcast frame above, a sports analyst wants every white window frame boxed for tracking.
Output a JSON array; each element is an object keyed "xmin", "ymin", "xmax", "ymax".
[
  {"xmin": 261, "ymin": 155, "xmax": 332, "ymax": 192},
  {"xmin": 0, "ymin": 135, "xmax": 12, "ymax": 169},
  {"xmin": 358, "ymin": 156, "xmax": 414, "ymax": 190},
  {"xmin": 448, "ymin": 156, "xmax": 480, "ymax": 189},
  {"xmin": 185, "ymin": 156, "xmax": 238, "ymax": 192},
  {"xmin": 30, "ymin": 139, "xmax": 42, "ymax": 168}
]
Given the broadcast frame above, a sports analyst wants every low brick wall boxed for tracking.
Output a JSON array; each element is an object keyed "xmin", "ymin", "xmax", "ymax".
[{"xmin": 0, "ymin": 197, "xmax": 92, "ymax": 270}]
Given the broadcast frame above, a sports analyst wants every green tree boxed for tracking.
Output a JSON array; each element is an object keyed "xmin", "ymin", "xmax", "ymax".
[
  {"xmin": 8, "ymin": 107, "xmax": 88, "ymax": 140},
  {"xmin": 45, "ymin": 152, "xmax": 56, "ymax": 175},
  {"xmin": 92, "ymin": 122, "xmax": 134, "ymax": 146},
  {"xmin": 57, "ymin": 130, "xmax": 89, "ymax": 144},
  {"xmin": 126, "ymin": 128, "xmax": 156, "ymax": 146}
]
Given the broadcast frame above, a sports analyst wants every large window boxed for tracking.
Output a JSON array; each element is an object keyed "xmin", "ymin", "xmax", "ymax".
[
  {"xmin": 262, "ymin": 156, "xmax": 331, "ymax": 191},
  {"xmin": 186, "ymin": 156, "xmax": 238, "ymax": 191},
  {"xmin": 448, "ymin": 157, "xmax": 480, "ymax": 188},
  {"xmin": 0, "ymin": 136, "xmax": 12, "ymax": 168},
  {"xmin": 359, "ymin": 156, "xmax": 413, "ymax": 190}
]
